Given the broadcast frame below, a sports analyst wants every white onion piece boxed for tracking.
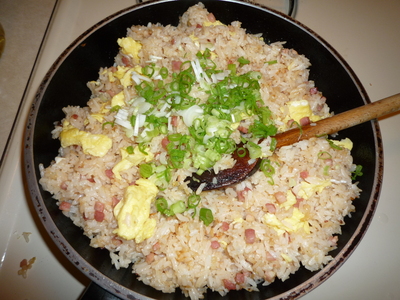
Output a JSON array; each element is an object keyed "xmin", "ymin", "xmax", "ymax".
[{"xmin": 177, "ymin": 105, "xmax": 204, "ymax": 127}]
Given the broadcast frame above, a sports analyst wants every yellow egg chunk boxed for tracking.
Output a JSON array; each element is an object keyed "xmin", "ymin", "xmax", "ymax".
[
  {"xmin": 113, "ymin": 66, "xmax": 130, "ymax": 79},
  {"xmin": 90, "ymin": 113, "xmax": 104, "ymax": 122},
  {"xmin": 281, "ymin": 253, "xmax": 293, "ymax": 263},
  {"xmin": 107, "ymin": 71, "xmax": 116, "ymax": 83},
  {"xmin": 113, "ymin": 179, "xmax": 158, "ymax": 243},
  {"xmin": 298, "ymin": 179, "xmax": 331, "ymax": 200},
  {"xmin": 287, "ymin": 100, "xmax": 322, "ymax": 123},
  {"xmin": 203, "ymin": 20, "xmax": 225, "ymax": 27},
  {"xmin": 111, "ymin": 91, "xmax": 126, "ymax": 107},
  {"xmin": 281, "ymin": 208, "xmax": 308, "ymax": 233},
  {"xmin": 112, "ymin": 146, "xmax": 154, "ymax": 180},
  {"xmin": 59, "ymin": 122, "xmax": 112, "ymax": 157},
  {"xmin": 121, "ymin": 70, "xmax": 134, "ymax": 88},
  {"xmin": 133, "ymin": 65, "xmax": 142, "ymax": 74},
  {"xmin": 233, "ymin": 217, "xmax": 244, "ymax": 224},
  {"xmin": 280, "ymin": 190, "xmax": 297, "ymax": 210},
  {"xmin": 262, "ymin": 213, "xmax": 285, "ymax": 235},
  {"xmin": 331, "ymin": 138, "xmax": 353, "ymax": 150},
  {"xmin": 263, "ymin": 208, "xmax": 310, "ymax": 235},
  {"xmin": 189, "ymin": 33, "xmax": 198, "ymax": 41},
  {"xmin": 112, "ymin": 66, "xmax": 134, "ymax": 88},
  {"xmin": 117, "ymin": 37, "xmax": 142, "ymax": 63}
]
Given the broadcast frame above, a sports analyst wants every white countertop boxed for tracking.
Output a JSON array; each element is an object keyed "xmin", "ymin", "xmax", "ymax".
[{"xmin": 0, "ymin": 0, "xmax": 399, "ymax": 299}]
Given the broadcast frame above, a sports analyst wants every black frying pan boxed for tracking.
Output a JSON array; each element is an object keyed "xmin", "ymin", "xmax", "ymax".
[{"xmin": 24, "ymin": 0, "xmax": 383, "ymax": 299}]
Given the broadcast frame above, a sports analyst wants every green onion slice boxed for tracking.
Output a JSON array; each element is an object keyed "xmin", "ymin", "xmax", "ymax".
[
  {"xmin": 236, "ymin": 147, "xmax": 247, "ymax": 158},
  {"xmin": 139, "ymin": 163, "xmax": 153, "ymax": 178},
  {"xmin": 126, "ymin": 145, "xmax": 134, "ymax": 154},
  {"xmin": 260, "ymin": 159, "xmax": 275, "ymax": 185},
  {"xmin": 318, "ymin": 151, "xmax": 332, "ymax": 160},
  {"xmin": 351, "ymin": 164, "xmax": 363, "ymax": 180},
  {"xmin": 170, "ymin": 200, "xmax": 186, "ymax": 215},
  {"xmin": 266, "ymin": 60, "xmax": 278, "ymax": 65},
  {"xmin": 155, "ymin": 197, "xmax": 168, "ymax": 214},
  {"xmin": 199, "ymin": 208, "xmax": 214, "ymax": 226},
  {"xmin": 187, "ymin": 194, "xmax": 201, "ymax": 209}
]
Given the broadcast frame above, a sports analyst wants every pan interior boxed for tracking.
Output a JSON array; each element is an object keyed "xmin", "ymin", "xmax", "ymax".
[{"xmin": 26, "ymin": 1, "xmax": 380, "ymax": 299}]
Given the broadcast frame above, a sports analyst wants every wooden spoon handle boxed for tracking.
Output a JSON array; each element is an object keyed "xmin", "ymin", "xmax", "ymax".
[{"xmin": 275, "ymin": 93, "xmax": 400, "ymax": 148}]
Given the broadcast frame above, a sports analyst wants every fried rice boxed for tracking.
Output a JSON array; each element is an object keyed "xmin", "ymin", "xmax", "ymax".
[{"xmin": 39, "ymin": 3, "xmax": 361, "ymax": 299}]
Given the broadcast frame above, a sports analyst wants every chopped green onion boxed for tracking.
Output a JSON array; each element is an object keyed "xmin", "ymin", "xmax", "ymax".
[
  {"xmin": 323, "ymin": 165, "xmax": 330, "ymax": 176},
  {"xmin": 290, "ymin": 121, "xmax": 303, "ymax": 135},
  {"xmin": 155, "ymin": 197, "xmax": 168, "ymax": 214},
  {"xmin": 156, "ymin": 198, "xmax": 186, "ymax": 217},
  {"xmin": 238, "ymin": 56, "xmax": 250, "ymax": 67},
  {"xmin": 269, "ymin": 137, "xmax": 277, "ymax": 151},
  {"xmin": 138, "ymin": 142, "xmax": 148, "ymax": 155},
  {"xmin": 248, "ymin": 71, "xmax": 262, "ymax": 80},
  {"xmin": 193, "ymin": 151, "xmax": 214, "ymax": 172},
  {"xmin": 152, "ymin": 88, "xmax": 167, "ymax": 101},
  {"xmin": 266, "ymin": 60, "xmax": 278, "ymax": 65},
  {"xmin": 327, "ymin": 139, "xmax": 344, "ymax": 150},
  {"xmin": 204, "ymin": 148, "xmax": 221, "ymax": 162},
  {"xmin": 106, "ymin": 45, "xmax": 281, "ymax": 183},
  {"xmin": 202, "ymin": 48, "xmax": 212, "ymax": 59},
  {"xmin": 199, "ymin": 208, "xmax": 214, "ymax": 226},
  {"xmin": 126, "ymin": 145, "xmax": 134, "ymax": 154},
  {"xmin": 139, "ymin": 163, "xmax": 153, "ymax": 178},
  {"xmin": 187, "ymin": 194, "xmax": 201, "ymax": 209},
  {"xmin": 246, "ymin": 141, "xmax": 262, "ymax": 159},
  {"xmin": 170, "ymin": 200, "xmax": 186, "ymax": 215},
  {"xmin": 228, "ymin": 63, "xmax": 236, "ymax": 75},
  {"xmin": 102, "ymin": 121, "xmax": 114, "ymax": 129},
  {"xmin": 249, "ymin": 120, "xmax": 277, "ymax": 138},
  {"xmin": 168, "ymin": 133, "xmax": 183, "ymax": 142},
  {"xmin": 168, "ymin": 148, "xmax": 186, "ymax": 169},
  {"xmin": 146, "ymin": 128, "xmax": 160, "ymax": 138},
  {"xmin": 159, "ymin": 67, "xmax": 169, "ymax": 79},
  {"xmin": 110, "ymin": 105, "xmax": 121, "ymax": 113},
  {"xmin": 351, "ymin": 164, "xmax": 363, "ymax": 180},
  {"xmin": 129, "ymin": 115, "xmax": 136, "ymax": 128},
  {"xmin": 258, "ymin": 106, "xmax": 274, "ymax": 125},
  {"xmin": 318, "ymin": 151, "xmax": 332, "ymax": 160},
  {"xmin": 156, "ymin": 166, "xmax": 172, "ymax": 184},
  {"xmin": 143, "ymin": 64, "xmax": 155, "ymax": 77},
  {"xmin": 236, "ymin": 147, "xmax": 247, "ymax": 158},
  {"xmin": 260, "ymin": 159, "xmax": 275, "ymax": 185}
]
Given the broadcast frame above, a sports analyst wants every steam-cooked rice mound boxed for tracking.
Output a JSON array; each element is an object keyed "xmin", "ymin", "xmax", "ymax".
[{"xmin": 39, "ymin": 3, "xmax": 361, "ymax": 299}]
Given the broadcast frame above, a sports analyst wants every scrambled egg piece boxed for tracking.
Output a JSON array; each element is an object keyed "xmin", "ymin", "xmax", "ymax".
[
  {"xmin": 285, "ymin": 100, "xmax": 322, "ymax": 124},
  {"xmin": 331, "ymin": 138, "xmax": 353, "ymax": 150},
  {"xmin": 113, "ymin": 178, "xmax": 158, "ymax": 242},
  {"xmin": 109, "ymin": 66, "xmax": 133, "ymax": 88},
  {"xmin": 121, "ymin": 69, "xmax": 134, "ymax": 88},
  {"xmin": 263, "ymin": 208, "xmax": 310, "ymax": 235},
  {"xmin": 112, "ymin": 65, "xmax": 143, "ymax": 87},
  {"xmin": 113, "ymin": 66, "xmax": 130, "ymax": 79},
  {"xmin": 189, "ymin": 33, "xmax": 198, "ymax": 41},
  {"xmin": 112, "ymin": 146, "xmax": 154, "ymax": 180},
  {"xmin": 90, "ymin": 114, "xmax": 104, "ymax": 123},
  {"xmin": 90, "ymin": 103, "xmax": 110, "ymax": 122},
  {"xmin": 117, "ymin": 37, "xmax": 142, "ymax": 63},
  {"xmin": 232, "ymin": 217, "xmax": 244, "ymax": 224},
  {"xmin": 203, "ymin": 20, "xmax": 225, "ymax": 27},
  {"xmin": 107, "ymin": 71, "xmax": 116, "ymax": 83},
  {"xmin": 219, "ymin": 240, "xmax": 228, "ymax": 249},
  {"xmin": 280, "ymin": 190, "xmax": 297, "ymax": 210},
  {"xmin": 59, "ymin": 121, "xmax": 112, "ymax": 157},
  {"xmin": 281, "ymin": 253, "xmax": 293, "ymax": 263},
  {"xmin": 111, "ymin": 91, "xmax": 126, "ymax": 107},
  {"xmin": 297, "ymin": 179, "xmax": 331, "ymax": 200}
]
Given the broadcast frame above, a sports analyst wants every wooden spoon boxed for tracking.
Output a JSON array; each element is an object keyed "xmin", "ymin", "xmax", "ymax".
[{"xmin": 186, "ymin": 93, "xmax": 400, "ymax": 191}]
